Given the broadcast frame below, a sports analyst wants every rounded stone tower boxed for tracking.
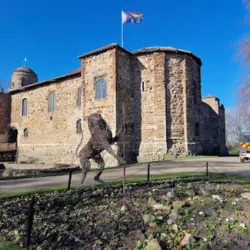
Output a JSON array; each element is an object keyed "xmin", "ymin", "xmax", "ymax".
[{"xmin": 9, "ymin": 66, "xmax": 38, "ymax": 90}]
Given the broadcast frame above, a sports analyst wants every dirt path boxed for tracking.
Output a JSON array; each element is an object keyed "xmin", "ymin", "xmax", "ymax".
[{"xmin": 1, "ymin": 156, "xmax": 249, "ymax": 192}]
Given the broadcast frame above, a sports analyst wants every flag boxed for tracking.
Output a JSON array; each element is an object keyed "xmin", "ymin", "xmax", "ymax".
[{"xmin": 122, "ymin": 11, "xmax": 142, "ymax": 24}]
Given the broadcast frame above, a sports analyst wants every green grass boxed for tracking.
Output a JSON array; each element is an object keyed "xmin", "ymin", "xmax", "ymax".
[
  {"xmin": 0, "ymin": 170, "xmax": 80, "ymax": 181},
  {"xmin": 228, "ymin": 146, "xmax": 240, "ymax": 156},
  {"xmin": 0, "ymin": 185, "xmax": 71, "ymax": 199},
  {"xmin": 0, "ymin": 155, "xmax": 219, "ymax": 181},
  {"xmin": 0, "ymin": 240, "xmax": 23, "ymax": 250},
  {"xmin": 1, "ymin": 171, "xmax": 249, "ymax": 199}
]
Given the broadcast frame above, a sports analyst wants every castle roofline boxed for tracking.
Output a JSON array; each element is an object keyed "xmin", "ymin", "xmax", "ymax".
[
  {"xmin": 78, "ymin": 43, "xmax": 132, "ymax": 59},
  {"xmin": 202, "ymin": 96, "xmax": 220, "ymax": 100},
  {"xmin": 134, "ymin": 46, "xmax": 202, "ymax": 66},
  {"xmin": 7, "ymin": 68, "xmax": 81, "ymax": 94},
  {"xmin": 78, "ymin": 43, "xmax": 202, "ymax": 65}
]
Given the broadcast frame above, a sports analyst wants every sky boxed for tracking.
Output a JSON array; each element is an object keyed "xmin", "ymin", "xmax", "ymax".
[{"xmin": 0, "ymin": 0, "xmax": 248, "ymax": 109}]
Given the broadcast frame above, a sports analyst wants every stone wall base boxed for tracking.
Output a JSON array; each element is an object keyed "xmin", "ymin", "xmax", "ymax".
[
  {"xmin": 135, "ymin": 142, "xmax": 187, "ymax": 163},
  {"xmin": 16, "ymin": 141, "xmax": 209, "ymax": 168},
  {"xmin": 17, "ymin": 144, "xmax": 119, "ymax": 168},
  {"xmin": 17, "ymin": 144, "xmax": 77, "ymax": 164}
]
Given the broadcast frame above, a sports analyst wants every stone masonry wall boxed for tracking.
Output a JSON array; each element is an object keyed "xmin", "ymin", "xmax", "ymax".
[
  {"xmin": 130, "ymin": 53, "xmax": 203, "ymax": 162},
  {"xmin": 185, "ymin": 56, "xmax": 202, "ymax": 155},
  {"xmin": 81, "ymin": 48, "xmax": 118, "ymax": 167},
  {"xmin": 201, "ymin": 97, "xmax": 221, "ymax": 154},
  {"xmin": 200, "ymin": 101, "xmax": 213, "ymax": 154},
  {"xmin": 0, "ymin": 93, "xmax": 10, "ymax": 136},
  {"xmin": 10, "ymin": 71, "xmax": 38, "ymax": 90},
  {"xmin": 116, "ymin": 48, "xmax": 134, "ymax": 163},
  {"xmin": 165, "ymin": 54, "xmax": 186, "ymax": 155},
  {"xmin": 132, "ymin": 53, "xmax": 167, "ymax": 163},
  {"xmin": 219, "ymin": 106, "xmax": 227, "ymax": 155},
  {"xmin": 10, "ymin": 75, "xmax": 82, "ymax": 164}
]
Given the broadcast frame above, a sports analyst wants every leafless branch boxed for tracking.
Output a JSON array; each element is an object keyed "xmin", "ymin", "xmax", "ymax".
[{"xmin": 234, "ymin": 1, "xmax": 250, "ymax": 132}]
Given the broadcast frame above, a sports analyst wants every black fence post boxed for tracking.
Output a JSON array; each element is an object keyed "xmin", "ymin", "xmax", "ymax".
[
  {"xmin": 25, "ymin": 196, "xmax": 35, "ymax": 249},
  {"xmin": 147, "ymin": 163, "xmax": 151, "ymax": 185},
  {"xmin": 67, "ymin": 169, "xmax": 73, "ymax": 191},
  {"xmin": 206, "ymin": 162, "xmax": 209, "ymax": 177},
  {"xmin": 123, "ymin": 164, "xmax": 126, "ymax": 196}
]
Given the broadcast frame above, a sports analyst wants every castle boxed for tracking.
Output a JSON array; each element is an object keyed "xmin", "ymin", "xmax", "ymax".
[{"xmin": 0, "ymin": 44, "xmax": 227, "ymax": 166}]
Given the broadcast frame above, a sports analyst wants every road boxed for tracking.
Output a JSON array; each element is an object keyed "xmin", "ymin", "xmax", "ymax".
[{"xmin": 0, "ymin": 157, "xmax": 250, "ymax": 193}]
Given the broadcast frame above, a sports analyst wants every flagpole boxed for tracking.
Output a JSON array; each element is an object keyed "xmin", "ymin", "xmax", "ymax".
[{"xmin": 121, "ymin": 10, "xmax": 124, "ymax": 47}]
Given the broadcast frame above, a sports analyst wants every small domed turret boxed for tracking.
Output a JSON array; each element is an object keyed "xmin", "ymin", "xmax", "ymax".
[{"xmin": 9, "ymin": 66, "xmax": 38, "ymax": 90}]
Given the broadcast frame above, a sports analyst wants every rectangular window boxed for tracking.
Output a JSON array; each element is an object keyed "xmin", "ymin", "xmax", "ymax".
[
  {"xmin": 77, "ymin": 87, "xmax": 82, "ymax": 106},
  {"xmin": 48, "ymin": 92, "xmax": 55, "ymax": 112},
  {"xmin": 141, "ymin": 81, "xmax": 145, "ymax": 92},
  {"xmin": 96, "ymin": 79, "xmax": 107, "ymax": 99}
]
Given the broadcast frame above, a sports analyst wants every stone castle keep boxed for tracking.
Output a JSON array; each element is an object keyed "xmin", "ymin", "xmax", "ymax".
[{"xmin": 0, "ymin": 44, "xmax": 227, "ymax": 166}]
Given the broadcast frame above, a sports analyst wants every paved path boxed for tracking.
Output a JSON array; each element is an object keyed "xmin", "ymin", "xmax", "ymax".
[{"xmin": 0, "ymin": 157, "xmax": 250, "ymax": 192}]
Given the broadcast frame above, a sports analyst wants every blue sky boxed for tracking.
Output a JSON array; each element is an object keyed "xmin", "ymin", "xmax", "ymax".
[{"xmin": 0, "ymin": 0, "xmax": 248, "ymax": 109}]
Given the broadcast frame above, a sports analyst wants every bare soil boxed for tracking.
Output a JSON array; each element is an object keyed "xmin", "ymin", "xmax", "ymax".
[{"xmin": 1, "ymin": 179, "xmax": 250, "ymax": 249}]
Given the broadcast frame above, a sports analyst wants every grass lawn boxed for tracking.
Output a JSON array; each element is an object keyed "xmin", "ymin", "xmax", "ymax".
[
  {"xmin": 1, "ymin": 170, "xmax": 249, "ymax": 199},
  {"xmin": 0, "ymin": 154, "xmax": 219, "ymax": 181},
  {"xmin": 0, "ymin": 240, "xmax": 23, "ymax": 250},
  {"xmin": 0, "ymin": 172, "xmax": 209, "ymax": 199}
]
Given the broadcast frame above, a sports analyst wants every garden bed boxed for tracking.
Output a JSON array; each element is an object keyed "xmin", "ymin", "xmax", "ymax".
[{"xmin": 1, "ymin": 179, "xmax": 250, "ymax": 249}]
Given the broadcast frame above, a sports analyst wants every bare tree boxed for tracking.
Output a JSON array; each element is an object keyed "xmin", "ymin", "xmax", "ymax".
[
  {"xmin": 236, "ymin": 1, "xmax": 250, "ymax": 129},
  {"xmin": 225, "ymin": 109, "xmax": 245, "ymax": 145}
]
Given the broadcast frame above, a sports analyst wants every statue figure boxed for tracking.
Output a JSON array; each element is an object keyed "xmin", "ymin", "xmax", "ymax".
[{"xmin": 76, "ymin": 113, "xmax": 131, "ymax": 185}]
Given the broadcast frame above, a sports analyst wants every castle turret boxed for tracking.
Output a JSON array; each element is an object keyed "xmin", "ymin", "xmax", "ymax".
[{"xmin": 9, "ymin": 66, "xmax": 38, "ymax": 91}]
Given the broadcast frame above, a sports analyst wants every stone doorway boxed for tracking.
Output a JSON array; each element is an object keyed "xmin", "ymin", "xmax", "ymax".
[{"xmin": 8, "ymin": 126, "xmax": 18, "ymax": 143}]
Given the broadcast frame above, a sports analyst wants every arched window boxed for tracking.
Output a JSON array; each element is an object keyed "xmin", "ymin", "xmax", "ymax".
[
  {"xmin": 22, "ymin": 98, "xmax": 28, "ymax": 116},
  {"xmin": 77, "ymin": 87, "xmax": 82, "ymax": 106},
  {"xmin": 95, "ymin": 79, "xmax": 107, "ymax": 99},
  {"xmin": 24, "ymin": 128, "xmax": 28, "ymax": 137},
  {"xmin": 76, "ymin": 119, "xmax": 82, "ymax": 134},
  {"xmin": 48, "ymin": 92, "xmax": 56, "ymax": 112},
  {"xmin": 195, "ymin": 123, "xmax": 199, "ymax": 136}
]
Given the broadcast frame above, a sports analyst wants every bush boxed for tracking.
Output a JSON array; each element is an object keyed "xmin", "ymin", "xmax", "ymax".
[{"xmin": 227, "ymin": 145, "xmax": 239, "ymax": 156}]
